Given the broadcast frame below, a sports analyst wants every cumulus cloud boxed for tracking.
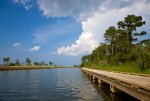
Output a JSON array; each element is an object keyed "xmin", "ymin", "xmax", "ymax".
[
  {"xmin": 21, "ymin": 0, "xmax": 149, "ymax": 56},
  {"xmin": 37, "ymin": 0, "xmax": 149, "ymax": 19},
  {"xmin": 56, "ymin": 0, "xmax": 150, "ymax": 56},
  {"xmin": 37, "ymin": 0, "xmax": 105, "ymax": 20},
  {"xmin": 13, "ymin": 43, "xmax": 21, "ymax": 46},
  {"xmin": 56, "ymin": 10, "xmax": 123, "ymax": 56},
  {"xmin": 29, "ymin": 45, "xmax": 40, "ymax": 51}
]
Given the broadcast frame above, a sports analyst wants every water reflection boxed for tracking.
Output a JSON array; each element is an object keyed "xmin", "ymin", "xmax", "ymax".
[{"xmin": 0, "ymin": 68, "xmax": 139, "ymax": 101}]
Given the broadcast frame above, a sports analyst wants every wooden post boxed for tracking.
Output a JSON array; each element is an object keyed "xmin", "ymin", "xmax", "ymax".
[
  {"xmin": 90, "ymin": 75, "xmax": 93, "ymax": 80},
  {"xmin": 98, "ymin": 79, "xmax": 105, "ymax": 84},
  {"xmin": 93, "ymin": 76, "xmax": 98, "ymax": 83},
  {"xmin": 110, "ymin": 85, "xmax": 122, "ymax": 93}
]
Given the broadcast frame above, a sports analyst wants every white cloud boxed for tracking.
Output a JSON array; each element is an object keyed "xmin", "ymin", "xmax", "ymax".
[
  {"xmin": 13, "ymin": 43, "xmax": 21, "ymax": 46},
  {"xmin": 37, "ymin": 0, "xmax": 148, "ymax": 20},
  {"xmin": 29, "ymin": 45, "xmax": 40, "ymax": 51},
  {"xmin": 56, "ymin": 10, "xmax": 121, "ymax": 56},
  {"xmin": 37, "ymin": 0, "xmax": 105, "ymax": 20},
  {"xmin": 19, "ymin": 0, "xmax": 149, "ymax": 56},
  {"xmin": 56, "ymin": 0, "xmax": 150, "ymax": 56}
]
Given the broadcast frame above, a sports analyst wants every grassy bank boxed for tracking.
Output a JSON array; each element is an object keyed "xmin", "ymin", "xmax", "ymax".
[
  {"xmin": 83, "ymin": 62, "xmax": 150, "ymax": 74},
  {"xmin": 0, "ymin": 65, "xmax": 62, "ymax": 71}
]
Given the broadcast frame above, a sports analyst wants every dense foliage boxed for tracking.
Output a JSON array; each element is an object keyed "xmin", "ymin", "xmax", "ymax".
[
  {"xmin": 2, "ymin": 57, "xmax": 54, "ymax": 66},
  {"xmin": 81, "ymin": 15, "xmax": 150, "ymax": 72}
]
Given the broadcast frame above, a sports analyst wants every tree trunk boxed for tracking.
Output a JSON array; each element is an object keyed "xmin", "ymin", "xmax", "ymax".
[{"xmin": 112, "ymin": 44, "xmax": 114, "ymax": 56}]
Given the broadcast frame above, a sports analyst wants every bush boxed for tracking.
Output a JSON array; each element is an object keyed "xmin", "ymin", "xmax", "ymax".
[{"xmin": 143, "ymin": 52, "xmax": 150, "ymax": 69}]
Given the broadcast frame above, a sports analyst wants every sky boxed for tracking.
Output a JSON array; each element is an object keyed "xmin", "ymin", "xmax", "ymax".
[{"xmin": 0, "ymin": 0, "xmax": 150, "ymax": 66}]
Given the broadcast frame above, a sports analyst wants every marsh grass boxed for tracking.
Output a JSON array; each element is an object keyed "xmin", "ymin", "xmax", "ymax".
[
  {"xmin": 84, "ymin": 62, "xmax": 150, "ymax": 74},
  {"xmin": 0, "ymin": 66, "xmax": 62, "ymax": 71}
]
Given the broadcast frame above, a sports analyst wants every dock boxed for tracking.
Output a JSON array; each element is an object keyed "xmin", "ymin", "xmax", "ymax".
[{"xmin": 82, "ymin": 68, "xmax": 150, "ymax": 101}]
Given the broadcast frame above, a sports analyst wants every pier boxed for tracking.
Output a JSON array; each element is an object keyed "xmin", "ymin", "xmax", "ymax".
[{"xmin": 82, "ymin": 68, "xmax": 150, "ymax": 101}]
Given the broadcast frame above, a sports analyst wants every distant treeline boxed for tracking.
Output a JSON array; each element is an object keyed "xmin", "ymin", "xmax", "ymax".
[
  {"xmin": 81, "ymin": 15, "xmax": 150, "ymax": 71},
  {"xmin": 1, "ymin": 57, "xmax": 55, "ymax": 66}
]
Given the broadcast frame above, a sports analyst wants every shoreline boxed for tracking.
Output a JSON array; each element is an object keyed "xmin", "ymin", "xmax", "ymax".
[{"xmin": 0, "ymin": 66, "xmax": 62, "ymax": 71}]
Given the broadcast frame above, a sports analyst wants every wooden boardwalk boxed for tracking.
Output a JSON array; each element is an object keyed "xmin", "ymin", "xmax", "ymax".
[{"xmin": 82, "ymin": 68, "xmax": 150, "ymax": 101}]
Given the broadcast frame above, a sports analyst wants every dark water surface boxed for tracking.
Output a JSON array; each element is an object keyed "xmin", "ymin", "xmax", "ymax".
[{"xmin": 0, "ymin": 68, "xmax": 138, "ymax": 101}]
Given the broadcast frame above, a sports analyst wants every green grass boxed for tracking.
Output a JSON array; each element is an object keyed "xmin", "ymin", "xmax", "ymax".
[
  {"xmin": 83, "ymin": 62, "xmax": 150, "ymax": 74},
  {"xmin": 0, "ymin": 65, "xmax": 63, "ymax": 71}
]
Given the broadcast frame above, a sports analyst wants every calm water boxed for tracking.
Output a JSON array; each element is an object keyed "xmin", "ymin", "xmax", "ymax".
[{"xmin": 0, "ymin": 68, "xmax": 138, "ymax": 101}]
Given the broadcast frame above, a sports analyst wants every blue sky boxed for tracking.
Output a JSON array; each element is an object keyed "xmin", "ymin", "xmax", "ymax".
[{"xmin": 0, "ymin": 0, "xmax": 150, "ymax": 66}]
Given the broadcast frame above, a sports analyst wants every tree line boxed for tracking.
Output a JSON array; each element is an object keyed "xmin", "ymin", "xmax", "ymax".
[
  {"xmin": 2, "ymin": 57, "xmax": 54, "ymax": 66},
  {"xmin": 81, "ymin": 15, "xmax": 150, "ymax": 70}
]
